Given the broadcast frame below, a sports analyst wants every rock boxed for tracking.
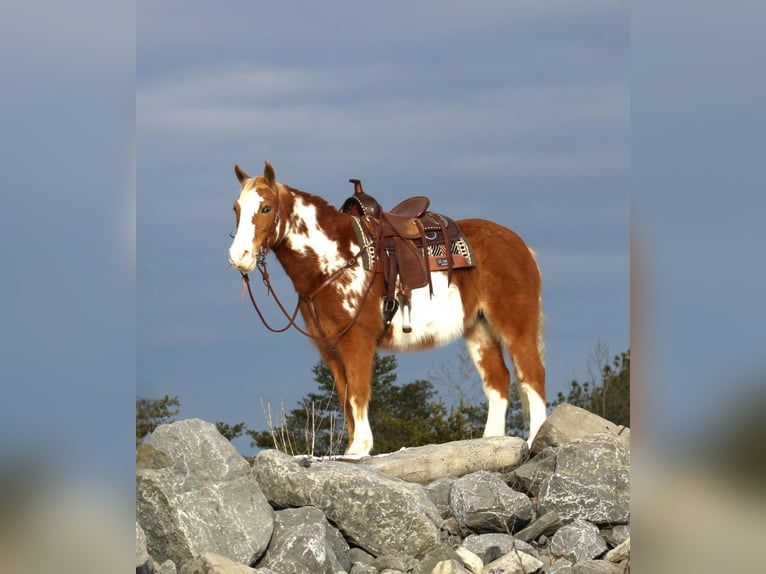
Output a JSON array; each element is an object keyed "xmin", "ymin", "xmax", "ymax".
[
  {"xmin": 461, "ymin": 533, "xmax": 534, "ymax": 564},
  {"xmin": 158, "ymin": 560, "xmax": 178, "ymax": 574},
  {"xmin": 547, "ymin": 559, "xmax": 574, "ymax": 573},
  {"xmin": 425, "ymin": 476, "xmax": 457, "ymax": 518},
  {"xmin": 449, "ymin": 471, "xmax": 533, "ymax": 533},
  {"xmin": 601, "ymin": 525, "xmax": 629, "ymax": 548},
  {"xmin": 572, "ymin": 560, "xmax": 625, "ymax": 573},
  {"xmin": 136, "ymin": 419, "xmax": 274, "ymax": 567},
  {"xmin": 604, "ymin": 537, "xmax": 629, "ymax": 564},
  {"xmin": 531, "ymin": 404, "xmax": 629, "ymax": 455},
  {"xmin": 454, "ymin": 546, "xmax": 483, "ymax": 574},
  {"xmin": 136, "ymin": 521, "xmax": 153, "ymax": 574},
  {"xmin": 350, "ymin": 564, "xmax": 377, "ymax": 574},
  {"xmin": 253, "ymin": 449, "xmax": 442, "ymax": 558},
  {"xmin": 514, "ymin": 511, "xmax": 563, "ymax": 543},
  {"xmin": 361, "ymin": 437, "xmax": 527, "ymax": 484},
  {"xmin": 255, "ymin": 506, "xmax": 350, "ymax": 573},
  {"xmin": 537, "ymin": 434, "xmax": 630, "ymax": 525},
  {"xmin": 429, "ymin": 559, "xmax": 471, "ymax": 574},
  {"xmin": 371, "ymin": 554, "xmax": 419, "ymax": 572},
  {"xmin": 178, "ymin": 552, "xmax": 256, "ymax": 574},
  {"xmin": 549, "ymin": 520, "xmax": 607, "ymax": 563},
  {"xmin": 416, "ymin": 545, "xmax": 465, "ymax": 574},
  {"xmin": 508, "ymin": 446, "xmax": 557, "ymax": 496},
  {"xmin": 349, "ymin": 546, "xmax": 376, "ymax": 567},
  {"xmin": 481, "ymin": 549, "xmax": 543, "ymax": 574}
]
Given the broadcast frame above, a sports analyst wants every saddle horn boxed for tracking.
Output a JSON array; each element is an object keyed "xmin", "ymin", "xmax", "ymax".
[{"xmin": 349, "ymin": 178, "xmax": 364, "ymax": 195}]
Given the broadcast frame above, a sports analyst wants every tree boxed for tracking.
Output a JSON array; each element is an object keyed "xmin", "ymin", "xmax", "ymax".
[
  {"xmin": 136, "ymin": 394, "xmax": 180, "ymax": 447},
  {"xmin": 551, "ymin": 343, "xmax": 630, "ymax": 426},
  {"xmin": 216, "ymin": 421, "xmax": 247, "ymax": 441},
  {"xmin": 247, "ymin": 352, "xmax": 494, "ymax": 456}
]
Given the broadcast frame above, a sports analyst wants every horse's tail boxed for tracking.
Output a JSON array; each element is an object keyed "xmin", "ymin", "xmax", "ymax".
[{"xmin": 528, "ymin": 246, "xmax": 546, "ymax": 365}]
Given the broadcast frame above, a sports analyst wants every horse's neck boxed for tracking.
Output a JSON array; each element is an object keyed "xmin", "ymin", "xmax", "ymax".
[{"xmin": 273, "ymin": 185, "xmax": 357, "ymax": 294}]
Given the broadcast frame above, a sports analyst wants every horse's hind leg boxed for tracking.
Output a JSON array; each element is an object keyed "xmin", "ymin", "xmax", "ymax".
[
  {"xmin": 466, "ymin": 320, "xmax": 511, "ymax": 437},
  {"xmin": 508, "ymin": 332, "xmax": 546, "ymax": 447}
]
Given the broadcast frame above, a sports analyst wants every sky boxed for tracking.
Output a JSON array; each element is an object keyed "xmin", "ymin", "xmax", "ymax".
[
  {"xmin": 2, "ymin": 2, "xmax": 765, "ymax": 571},
  {"xmin": 136, "ymin": 1, "xmax": 630, "ymax": 455}
]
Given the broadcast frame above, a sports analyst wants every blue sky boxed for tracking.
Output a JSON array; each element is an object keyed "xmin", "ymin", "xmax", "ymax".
[{"xmin": 137, "ymin": 1, "xmax": 629, "ymax": 454}]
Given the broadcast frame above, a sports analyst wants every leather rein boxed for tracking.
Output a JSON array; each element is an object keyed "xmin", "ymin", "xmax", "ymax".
[{"xmin": 238, "ymin": 187, "xmax": 377, "ymax": 340}]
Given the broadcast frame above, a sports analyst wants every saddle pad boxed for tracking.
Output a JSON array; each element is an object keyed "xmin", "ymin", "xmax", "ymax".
[{"xmin": 350, "ymin": 215, "xmax": 476, "ymax": 274}]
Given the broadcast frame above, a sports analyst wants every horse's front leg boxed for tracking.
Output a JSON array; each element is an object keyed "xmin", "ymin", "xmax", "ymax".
[{"xmin": 318, "ymin": 338, "xmax": 376, "ymax": 457}]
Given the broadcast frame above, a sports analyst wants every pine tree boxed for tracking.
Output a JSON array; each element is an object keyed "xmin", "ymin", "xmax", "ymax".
[{"xmin": 136, "ymin": 394, "xmax": 180, "ymax": 447}]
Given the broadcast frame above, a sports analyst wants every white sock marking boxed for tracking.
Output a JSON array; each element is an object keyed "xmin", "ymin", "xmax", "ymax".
[
  {"xmin": 483, "ymin": 387, "xmax": 508, "ymax": 437},
  {"xmin": 346, "ymin": 398, "xmax": 373, "ymax": 456},
  {"xmin": 519, "ymin": 383, "xmax": 547, "ymax": 446}
]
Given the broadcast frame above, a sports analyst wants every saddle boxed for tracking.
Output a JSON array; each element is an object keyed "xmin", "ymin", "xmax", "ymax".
[{"xmin": 341, "ymin": 179, "xmax": 474, "ymax": 334}]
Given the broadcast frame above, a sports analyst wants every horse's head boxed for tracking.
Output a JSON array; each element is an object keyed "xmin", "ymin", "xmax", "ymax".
[{"xmin": 228, "ymin": 161, "xmax": 282, "ymax": 273}]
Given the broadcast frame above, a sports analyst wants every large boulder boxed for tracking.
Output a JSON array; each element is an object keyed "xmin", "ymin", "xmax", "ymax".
[
  {"xmin": 253, "ymin": 449, "xmax": 442, "ymax": 558},
  {"xmin": 449, "ymin": 471, "xmax": 533, "ymax": 534},
  {"xmin": 136, "ymin": 419, "xmax": 274, "ymax": 566},
  {"xmin": 531, "ymin": 403, "xmax": 630, "ymax": 455},
  {"xmin": 255, "ymin": 507, "xmax": 350, "ymax": 574},
  {"xmin": 536, "ymin": 434, "xmax": 630, "ymax": 525},
  {"xmin": 361, "ymin": 436, "xmax": 527, "ymax": 484}
]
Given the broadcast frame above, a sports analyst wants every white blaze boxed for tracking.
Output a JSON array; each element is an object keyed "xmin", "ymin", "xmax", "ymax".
[{"xmin": 228, "ymin": 191, "xmax": 264, "ymax": 272}]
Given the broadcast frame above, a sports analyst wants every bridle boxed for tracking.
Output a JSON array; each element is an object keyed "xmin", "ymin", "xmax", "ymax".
[{"xmin": 237, "ymin": 183, "xmax": 377, "ymax": 340}]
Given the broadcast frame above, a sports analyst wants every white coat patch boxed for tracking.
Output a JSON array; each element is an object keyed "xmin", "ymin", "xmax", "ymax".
[{"xmin": 384, "ymin": 273, "xmax": 465, "ymax": 351}]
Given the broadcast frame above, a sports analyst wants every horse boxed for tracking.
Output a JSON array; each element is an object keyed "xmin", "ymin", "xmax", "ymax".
[{"xmin": 228, "ymin": 161, "xmax": 546, "ymax": 456}]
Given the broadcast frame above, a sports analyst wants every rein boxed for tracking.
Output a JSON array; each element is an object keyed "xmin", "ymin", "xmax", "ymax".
[{"xmin": 240, "ymin": 249, "xmax": 376, "ymax": 341}]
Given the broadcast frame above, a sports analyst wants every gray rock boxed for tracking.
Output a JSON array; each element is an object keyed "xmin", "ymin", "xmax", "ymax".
[
  {"xmin": 371, "ymin": 554, "xmax": 419, "ymax": 572},
  {"xmin": 136, "ymin": 520, "xmax": 152, "ymax": 573},
  {"xmin": 537, "ymin": 434, "xmax": 630, "ymax": 525},
  {"xmin": 253, "ymin": 449, "xmax": 442, "ymax": 558},
  {"xmin": 158, "ymin": 560, "xmax": 178, "ymax": 574},
  {"xmin": 481, "ymin": 549, "xmax": 543, "ymax": 574},
  {"xmin": 255, "ymin": 506, "xmax": 350, "ymax": 574},
  {"xmin": 514, "ymin": 511, "xmax": 563, "ymax": 543},
  {"xmin": 361, "ymin": 437, "xmax": 527, "ymax": 484},
  {"xmin": 416, "ymin": 545, "xmax": 465, "ymax": 574},
  {"xmin": 461, "ymin": 533, "xmax": 534, "ymax": 564},
  {"xmin": 601, "ymin": 525, "xmax": 629, "ymax": 548},
  {"xmin": 178, "ymin": 552, "xmax": 256, "ymax": 574},
  {"xmin": 508, "ymin": 446, "xmax": 557, "ymax": 496},
  {"xmin": 549, "ymin": 520, "xmax": 607, "ymax": 563},
  {"xmin": 454, "ymin": 546, "xmax": 484, "ymax": 574},
  {"xmin": 572, "ymin": 560, "xmax": 625, "ymax": 573},
  {"xmin": 350, "ymin": 564, "xmax": 378, "ymax": 574},
  {"xmin": 136, "ymin": 419, "xmax": 274, "ymax": 567},
  {"xmin": 604, "ymin": 538, "xmax": 629, "ymax": 564},
  {"xmin": 425, "ymin": 476, "xmax": 457, "ymax": 518},
  {"xmin": 547, "ymin": 559, "xmax": 574, "ymax": 573},
  {"xmin": 350, "ymin": 547, "xmax": 376, "ymax": 566},
  {"xmin": 449, "ymin": 471, "xmax": 533, "ymax": 534},
  {"xmin": 531, "ymin": 403, "xmax": 629, "ymax": 455},
  {"xmin": 429, "ymin": 559, "xmax": 471, "ymax": 574}
]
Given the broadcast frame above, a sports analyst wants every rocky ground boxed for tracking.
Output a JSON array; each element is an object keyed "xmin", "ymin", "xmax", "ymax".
[{"xmin": 136, "ymin": 403, "xmax": 630, "ymax": 573}]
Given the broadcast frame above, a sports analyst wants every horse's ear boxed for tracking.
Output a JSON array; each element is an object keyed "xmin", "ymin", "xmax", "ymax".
[
  {"xmin": 234, "ymin": 164, "xmax": 250, "ymax": 184},
  {"xmin": 263, "ymin": 161, "xmax": 276, "ymax": 187}
]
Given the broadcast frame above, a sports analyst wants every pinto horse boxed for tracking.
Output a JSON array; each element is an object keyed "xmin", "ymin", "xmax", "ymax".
[{"xmin": 228, "ymin": 161, "xmax": 546, "ymax": 456}]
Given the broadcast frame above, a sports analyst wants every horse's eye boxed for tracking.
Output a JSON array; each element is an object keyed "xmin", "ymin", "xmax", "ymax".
[{"xmin": 261, "ymin": 206, "xmax": 272, "ymax": 214}]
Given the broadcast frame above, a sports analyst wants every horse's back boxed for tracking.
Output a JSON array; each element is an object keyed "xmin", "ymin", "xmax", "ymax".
[{"xmin": 455, "ymin": 218, "xmax": 542, "ymax": 308}]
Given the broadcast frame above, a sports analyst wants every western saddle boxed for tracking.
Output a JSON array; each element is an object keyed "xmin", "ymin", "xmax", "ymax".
[{"xmin": 341, "ymin": 178, "xmax": 474, "ymax": 334}]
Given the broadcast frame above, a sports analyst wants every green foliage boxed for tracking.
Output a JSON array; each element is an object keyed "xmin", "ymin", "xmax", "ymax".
[
  {"xmin": 551, "ymin": 344, "xmax": 630, "ymax": 426},
  {"xmin": 136, "ymin": 394, "xmax": 180, "ymax": 448},
  {"xmin": 247, "ymin": 352, "xmax": 497, "ymax": 456},
  {"xmin": 215, "ymin": 421, "xmax": 247, "ymax": 441}
]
